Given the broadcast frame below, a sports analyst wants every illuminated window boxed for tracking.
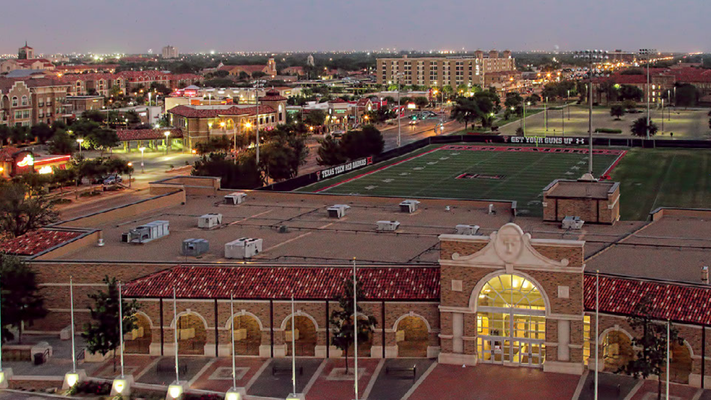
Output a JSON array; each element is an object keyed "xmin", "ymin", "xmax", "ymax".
[{"xmin": 583, "ymin": 315, "xmax": 591, "ymax": 365}]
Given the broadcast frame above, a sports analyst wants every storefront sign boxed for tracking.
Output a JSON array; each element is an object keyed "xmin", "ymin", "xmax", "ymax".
[{"xmin": 317, "ymin": 157, "xmax": 373, "ymax": 181}]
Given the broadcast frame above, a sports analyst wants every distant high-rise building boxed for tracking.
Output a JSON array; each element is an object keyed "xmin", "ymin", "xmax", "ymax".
[
  {"xmin": 306, "ymin": 54, "xmax": 315, "ymax": 67},
  {"xmin": 162, "ymin": 45, "xmax": 179, "ymax": 59},
  {"xmin": 18, "ymin": 41, "xmax": 34, "ymax": 59}
]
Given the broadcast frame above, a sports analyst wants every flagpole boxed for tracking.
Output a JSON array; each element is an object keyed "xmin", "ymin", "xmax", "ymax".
[
  {"xmin": 595, "ymin": 270, "xmax": 599, "ymax": 400},
  {"xmin": 353, "ymin": 257, "xmax": 359, "ymax": 400},
  {"xmin": 666, "ymin": 320, "xmax": 670, "ymax": 400},
  {"xmin": 230, "ymin": 295, "xmax": 236, "ymax": 390},
  {"xmin": 173, "ymin": 287, "xmax": 179, "ymax": 383},
  {"xmin": 71, "ymin": 276, "xmax": 76, "ymax": 373},
  {"xmin": 291, "ymin": 295, "xmax": 297, "ymax": 396},
  {"xmin": 118, "ymin": 282, "xmax": 125, "ymax": 378}
]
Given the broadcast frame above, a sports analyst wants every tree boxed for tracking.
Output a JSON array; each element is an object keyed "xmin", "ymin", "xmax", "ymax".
[
  {"xmin": 303, "ymin": 110, "xmax": 327, "ymax": 128},
  {"xmin": 82, "ymin": 276, "xmax": 140, "ymax": 372},
  {"xmin": 619, "ymin": 85, "xmax": 644, "ymax": 102},
  {"xmin": 450, "ymin": 97, "xmax": 478, "ymax": 130},
  {"xmin": 504, "ymin": 92, "xmax": 523, "ymax": 113},
  {"xmin": 195, "ymin": 137, "xmax": 234, "ymax": 155},
  {"xmin": 31, "ymin": 123, "xmax": 54, "ymax": 144},
  {"xmin": 623, "ymin": 100, "xmax": 637, "ymax": 111},
  {"xmin": 238, "ymin": 71, "xmax": 250, "ymax": 81},
  {"xmin": 48, "ymin": 129, "xmax": 77, "ymax": 155},
  {"xmin": 528, "ymin": 93, "xmax": 542, "ymax": 106},
  {"xmin": 610, "ymin": 105, "xmax": 625, "ymax": 120},
  {"xmin": 51, "ymin": 167, "xmax": 76, "ymax": 193},
  {"xmin": 631, "ymin": 117, "xmax": 658, "ymax": 137},
  {"xmin": 0, "ymin": 125, "xmax": 9, "ymax": 145},
  {"xmin": 0, "ymin": 181, "xmax": 58, "ymax": 239},
  {"xmin": 329, "ymin": 276, "xmax": 377, "ymax": 374},
  {"xmin": 618, "ymin": 296, "xmax": 683, "ymax": 400},
  {"xmin": 414, "ymin": 96, "xmax": 429, "ymax": 110},
  {"xmin": 675, "ymin": 84, "xmax": 698, "ymax": 107},
  {"xmin": 82, "ymin": 109, "xmax": 105, "ymax": 123},
  {"xmin": 340, "ymin": 126, "xmax": 384, "ymax": 160},
  {"xmin": 0, "ymin": 255, "xmax": 48, "ymax": 344},
  {"xmin": 192, "ymin": 153, "xmax": 262, "ymax": 189},
  {"xmin": 317, "ymin": 135, "xmax": 347, "ymax": 166},
  {"xmin": 125, "ymin": 110, "xmax": 141, "ymax": 125},
  {"xmin": 85, "ymin": 129, "xmax": 120, "ymax": 156}
]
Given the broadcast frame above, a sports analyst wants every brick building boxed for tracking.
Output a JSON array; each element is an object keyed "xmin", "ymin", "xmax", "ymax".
[
  {"xmin": 376, "ymin": 50, "xmax": 516, "ymax": 87},
  {"xmin": 3, "ymin": 176, "xmax": 711, "ymax": 388},
  {"xmin": 542, "ymin": 179, "xmax": 620, "ymax": 224}
]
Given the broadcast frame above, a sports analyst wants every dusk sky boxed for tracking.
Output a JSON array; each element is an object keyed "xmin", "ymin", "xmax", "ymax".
[{"xmin": 2, "ymin": 0, "xmax": 710, "ymax": 55}]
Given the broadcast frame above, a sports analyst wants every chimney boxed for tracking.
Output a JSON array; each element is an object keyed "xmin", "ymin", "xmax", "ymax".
[{"xmin": 703, "ymin": 266, "xmax": 709, "ymax": 284}]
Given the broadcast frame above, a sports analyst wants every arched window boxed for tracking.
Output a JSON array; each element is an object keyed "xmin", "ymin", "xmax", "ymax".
[
  {"xmin": 477, "ymin": 274, "xmax": 545, "ymax": 310},
  {"xmin": 21, "ymin": 95, "xmax": 28, "ymax": 106},
  {"xmin": 476, "ymin": 273, "xmax": 546, "ymax": 367},
  {"xmin": 12, "ymin": 96, "xmax": 18, "ymax": 107}
]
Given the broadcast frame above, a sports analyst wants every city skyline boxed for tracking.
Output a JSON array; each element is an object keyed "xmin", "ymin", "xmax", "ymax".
[{"xmin": 1, "ymin": 0, "xmax": 710, "ymax": 55}]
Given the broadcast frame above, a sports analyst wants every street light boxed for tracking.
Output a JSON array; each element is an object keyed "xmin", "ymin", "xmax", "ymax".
[
  {"xmin": 639, "ymin": 49, "xmax": 657, "ymax": 140},
  {"xmin": 396, "ymin": 72, "xmax": 403, "ymax": 147},
  {"xmin": 574, "ymin": 50, "xmax": 608, "ymax": 176},
  {"xmin": 164, "ymin": 131, "xmax": 170, "ymax": 154},
  {"xmin": 139, "ymin": 147, "xmax": 145, "ymax": 173},
  {"xmin": 76, "ymin": 138, "xmax": 84, "ymax": 157},
  {"xmin": 127, "ymin": 162, "xmax": 132, "ymax": 188}
]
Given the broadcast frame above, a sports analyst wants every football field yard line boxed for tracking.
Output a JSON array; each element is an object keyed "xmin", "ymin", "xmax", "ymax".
[{"xmin": 411, "ymin": 151, "xmax": 504, "ymax": 197}]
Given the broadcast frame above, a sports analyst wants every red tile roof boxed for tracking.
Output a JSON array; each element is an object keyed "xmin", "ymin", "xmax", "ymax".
[
  {"xmin": 0, "ymin": 229, "xmax": 83, "ymax": 256},
  {"xmin": 329, "ymin": 98, "xmax": 348, "ymax": 104},
  {"xmin": 259, "ymin": 89, "xmax": 287, "ymax": 101},
  {"xmin": 117, "ymin": 128, "xmax": 183, "ymax": 141},
  {"xmin": 123, "ymin": 265, "xmax": 440, "ymax": 300},
  {"xmin": 0, "ymin": 146, "xmax": 20, "ymax": 161},
  {"xmin": 584, "ymin": 274, "xmax": 711, "ymax": 326},
  {"xmin": 168, "ymin": 105, "xmax": 275, "ymax": 118}
]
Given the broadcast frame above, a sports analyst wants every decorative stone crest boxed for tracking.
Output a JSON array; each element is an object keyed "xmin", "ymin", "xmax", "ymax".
[{"xmin": 494, "ymin": 224, "xmax": 524, "ymax": 264}]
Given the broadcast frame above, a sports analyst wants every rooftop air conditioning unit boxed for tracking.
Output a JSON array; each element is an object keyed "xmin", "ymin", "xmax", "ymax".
[
  {"xmin": 224, "ymin": 192, "xmax": 246, "ymax": 205},
  {"xmin": 562, "ymin": 216, "xmax": 585, "ymax": 230},
  {"xmin": 399, "ymin": 200, "xmax": 420, "ymax": 214},
  {"xmin": 225, "ymin": 237, "xmax": 263, "ymax": 259},
  {"xmin": 327, "ymin": 204, "xmax": 350, "ymax": 219},
  {"xmin": 377, "ymin": 221, "xmax": 400, "ymax": 231},
  {"xmin": 456, "ymin": 224, "xmax": 480, "ymax": 235},
  {"xmin": 198, "ymin": 213, "xmax": 222, "ymax": 229},
  {"xmin": 182, "ymin": 238, "xmax": 209, "ymax": 256},
  {"xmin": 121, "ymin": 220, "xmax": 170, "ymax": 244}
]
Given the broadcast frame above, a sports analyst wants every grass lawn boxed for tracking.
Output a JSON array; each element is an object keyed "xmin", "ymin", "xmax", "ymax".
[
  {"xmin": 610, "ymin": 148, "xmax": 711, "ymax": 220},
  {"xmin": 298, "ymin": 144, "xmax": 623, "ymax": 217}
]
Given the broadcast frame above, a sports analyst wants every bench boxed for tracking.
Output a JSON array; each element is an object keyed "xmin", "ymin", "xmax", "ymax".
[
  {"xmin": 157, "ymin": 360, "xmax": 187, "ymax": 376},
  {"xmin": 272, "ymin": 364, "xmax": 303, "ymax": 376},
  {"xmin": 385, "ymin": 365, "xmax": 417, "ymax": 381}
]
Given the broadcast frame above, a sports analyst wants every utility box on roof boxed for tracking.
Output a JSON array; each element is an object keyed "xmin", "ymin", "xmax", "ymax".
[
  {"xmin": 562, "ymin": 216, "xmax": 585, "ymax": 230},
  {"xmin": 327, "ymin": 204, "xmax": 350, "ymax": 219},
  {"xmin": 224, "ymin": 192, "xmax": 246, "ymax": 205},
  {"xmin": 456, "ymin": 224, "xmax": 480, "ymax": 235},
  {"xmin": 198, "ymin": 213, "xmax": 222, "ymax": 229},
  {"xmin": 225, "ymin": 237, "xmax": 263, "ymax": 259},
  {"xmin": 121, "ymin": 220, "xmax": 170, "ymax": 244},
  {"xmin": 377, "ymin": 221, "xmax": 400, "ymax": 231},
  {"xmin": 182, "ymin": 238, "xmax": 209, "ymax": 256},
  {"xmin": 399, "ymin": 200, "xmax": 420, "ymax": 213}
]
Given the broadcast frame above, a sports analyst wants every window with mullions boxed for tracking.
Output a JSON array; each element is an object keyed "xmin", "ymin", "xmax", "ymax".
[{"xmin": 477, "ymin": 274, "xmax": 545, "ymax": 310}]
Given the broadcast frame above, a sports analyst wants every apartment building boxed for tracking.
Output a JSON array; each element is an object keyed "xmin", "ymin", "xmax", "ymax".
[
  {"xmin": 24, "ymin": 78, "xmax": 71, "ymax": 125},
  {"xmin": 162, "ymin": 45, "xmax": 179, "ymax": 59},
  {"xmin": 376, "ymin": 50, "xmax": 515, "ymax": 87},
  {"xmin": 0, "ymin": 80, "xmax": 33, "ymax": 126}
]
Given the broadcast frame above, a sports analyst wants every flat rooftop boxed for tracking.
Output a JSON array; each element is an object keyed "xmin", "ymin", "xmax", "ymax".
[{"xmin": 40, "ymin": 190, "xmax": 711, "ymax": 285}]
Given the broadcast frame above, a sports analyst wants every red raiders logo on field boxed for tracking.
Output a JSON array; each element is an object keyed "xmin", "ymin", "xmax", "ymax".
[{"xmin": 367, "ymin": 157, "xmax": 373, "ymax": 165}]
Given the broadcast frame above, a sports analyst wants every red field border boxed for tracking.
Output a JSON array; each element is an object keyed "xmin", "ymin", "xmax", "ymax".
[
  {"xmin": 315, "ymin": 145, "xmax": 627, "ymax": 192},
  {"xmin": 314, "ymin": 147, "xmax": 441, "ymax": 192}
]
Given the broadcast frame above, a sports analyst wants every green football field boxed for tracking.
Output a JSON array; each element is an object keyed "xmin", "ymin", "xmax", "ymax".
[{"xmin": 299, "ymin": 144, "xmax": 625, "ymax": 216}]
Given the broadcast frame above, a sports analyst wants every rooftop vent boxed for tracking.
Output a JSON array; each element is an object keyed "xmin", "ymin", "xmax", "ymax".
[
  {"xmin": 455, "ymin": 224, "xmax": 480, "ymax": 235},
  {"xmin": 400, "ymin": 200, "xmax": 420, "ymax": 214},
  {"xmin": 377, "ymin": 221, "xmax": 400, "ymax": 231},
  {"xmin": 198, "ymin": 213, "xmax": 222, "ymax": 229},
  {"xmin": 224, "ymin": 192, "xmax": 246, "ymax": 205},
  {"xmin": 225, "ymin": 237, "xmax": 263, "ymax": 259},
  {"xmin": 327, "ymin": 204, "xmax": 351, "ymax": 219}
]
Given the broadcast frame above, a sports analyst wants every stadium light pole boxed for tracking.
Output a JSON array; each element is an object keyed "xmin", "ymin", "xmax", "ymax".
[
  {"xmin": 396, "ymin": 73, "xmax": 403, "ymax": 147},
  {"xmin": 574, "ymin": 50, "xmax": 608, "ymax": 176},
  {"xmin": 639, "ymin": 49, "xmax": 656, "ymax": 140}
]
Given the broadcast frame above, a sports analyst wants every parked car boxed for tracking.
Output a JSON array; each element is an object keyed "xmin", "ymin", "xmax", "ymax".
[{"xmin": 102, "ymin": 174, "xmax": 123, "ymax": 185}]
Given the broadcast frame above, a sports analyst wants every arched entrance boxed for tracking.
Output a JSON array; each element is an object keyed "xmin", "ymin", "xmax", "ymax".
[
  {"xmin": 395, "ymin": 316, "xmax": 428, "ymax": 357},
  {"xmin": 176, "ymin": 313, "xmax": 207, "ymax": 355},
  {"xmin": 285, "ymin": 316, "xmax": 317, "ymax": 357},
  {"xmin": 667, "ymin": 342, "xmax": 692, "ymax": 384},
  {"xmin": 232, "ymin": 315, "xmax": 262, "ymax": 356},
  {"xmin": 125, "ymin": 313, "xmax": 152, "ymax": 354},
  {"xmin": 476, "ymin": 274, "xmax": 546, "ymax": 367},
  {"xmin": 602, "ymin": 330, "xmax": 633, "ymax": 372}
]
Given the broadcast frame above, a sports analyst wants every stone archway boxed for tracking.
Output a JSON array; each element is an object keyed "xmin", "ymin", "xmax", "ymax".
[
  {"xmin": 396, "ymin": 316, "xmax": 429, "ymax": 357},
  {"xmin": 176, "ymin": 313, "xmax": 207, "ymax": 355},
  {"xmin": 285, "ymin": 316, "xmax": 317, "ymax": 357},
  {"xmin": 125, "ymin": 313, "xmax": 152, "ymax": 354},
  {"xmin": 231, "ymin": 315, "xmax": 262, "ymax": 356},
  {"xmin": 602, "ymin": 330, "xmax": 633, "ymax": 372},
  {"xmin": 667, "ymin": 342, "xmax": 692, "ymax": 384}
]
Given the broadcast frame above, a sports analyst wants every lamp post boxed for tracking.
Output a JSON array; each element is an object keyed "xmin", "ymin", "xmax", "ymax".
[
  {"xmin": 638, "ymin": 49, "xmax": 657, "ymax": 140},
  {"xmin": 139, "ymin": 147, "xmax": 145, "ymax": 173},
  {"xmin": 396, "ymin": 73, "xmax": 403, "ymax": 147},
  {"xmin": 127, "ymin": 162, "xmax": 132, "ymax": 188},
  {"xmin": 164, "ymin": 131, "xmax": 170, "ymax": 154},
  {"xmin": 76, "ymin": 138, "xmax": 84, "ymax": 157},
  {"xmin": 574, "ymin": 50, "xmax": 608, "ymax": 176}
]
